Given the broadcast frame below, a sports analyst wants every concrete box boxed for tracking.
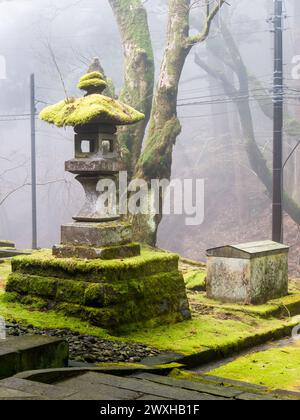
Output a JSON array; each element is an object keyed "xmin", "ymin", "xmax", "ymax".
[{"xmin": 206, "ymin": 240, "xmax": 289, "ymax": 305}]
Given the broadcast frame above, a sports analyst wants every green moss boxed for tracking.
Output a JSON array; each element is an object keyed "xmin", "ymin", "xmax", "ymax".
[
  {"xmin": 84, "ymin": 283, "xmax": 126, "ymax": 308},
  {"xmin": 6, "ymin": 247, "xmax": 189, "ymax": 332},
  {"xmin": 208, "ymin": 346, "xmax": 300, "ymax": 391},
  {"xmin": 184, "ymin": 271, "xmax": 206, "ymax": 291},
  {"xmin": 136, "ymin": 117, "xmax": 181, "ymax": 180},
  {"xmin": 77, "ymin": 71, "xmax": 107, "ymax": 92},
  {"xmin": 39, "ymin": 94, "xmax": 145, "ymax": 127},
  {"xmin": 78, "ymin": 78, "xmax": 107, "ymax": 91},
  {"xmin": 6, "ymin": 274, "xmax": 29, "ymax": 295},
  {"xmin": 193, "ymin": 290, "xmax": 300, "ymax": 319},
  {"xmin": 20, "ymin": 295, "xmax": 47, "ymax": 310},
  {"xmin": 2, "ymin": 292, "xmax": 20, "ymax": 303},
  {"xmin": 10, "ymin": 248, "xmax": 179, "ymax": 283},
  {"xmin": 0, "ymin": 292, "xmax": 113, "ymax": 339},
  {"xmin": 95, "ymin": 362, "xmax": 147, "ymax": 369},
  {"xmin": 0, "ymin": 282, "xmax": 299, "ymax": 363},
  {"xmin": 97, "ymin": 243, "xmax": 141, "ymax": 260},
  {"xmin": 124, "ymin": 313, "xmax": 297, "ymax": 355},
  {"xmin": 56, "ymin": 279, "xmax": 88, "ymax": 305},
  {"xmin": 0, "ymin": 260, "xmax": 12, "ymax": 291}
]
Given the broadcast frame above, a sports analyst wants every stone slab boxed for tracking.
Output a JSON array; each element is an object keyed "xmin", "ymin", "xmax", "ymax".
[
  {"xmin": 65, "ymin": 372, "xmax": 226, "ymax": 400},
  {"xmin": 0, "ymin": 377, "xmax": 75, "ymax": 400},
  {"xmin": 52, "ymin": 243, "xmax": 141, "ymax": 260},
  {"xmin": 0, "ymin": 386, "xmax": 45, "ymax": 400},
  {"xmin": 56, "ymin": 373, "xmax": 142, "ymax": 400},
  {"xmin": 61, "ymin": 222, "xmax": 133, "ymax": 247},
  {"xmin": 0, "ymin": 336, "xmax": 69, "ymax": 379},
  {"xmin": 237, "ymin": 392, "xmax": 278, "ymax": 400},
  {"xmin": 65, "ymin": 158, "xmax": 124, "ymax": 174},
  {"xmin": 132, "ymin": 373, "xmax": 243, "ymax": 398},
  {"xmin": 0, "ymin": 369, "xmax": 293, "ymax": 400}
]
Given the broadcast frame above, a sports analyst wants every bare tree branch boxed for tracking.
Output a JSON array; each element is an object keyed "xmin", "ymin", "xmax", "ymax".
[{"xmin": 187, "ymin": 0, "xmax": 226, "ymax": 46}]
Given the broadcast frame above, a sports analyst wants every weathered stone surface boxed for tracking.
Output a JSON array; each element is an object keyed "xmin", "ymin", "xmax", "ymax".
[
  {"xmin": 0, "ymin": 336, "xmax": 68, "ymax": 379},
  {"xmin": 57, "ymin": 373, "xmax": 142, "ymax": 400},
  {"xmin": 65, "ymin": 158, "xmax": 124, "ymax": 174},
  {"xmin": 132, "ymin": 373, "xmax": 243, "ymax": 398},
  {"xmin": 69, "ymin": 372, "xmax": 226, "ymax": 400},
  {"xmin": 206, "ymin": 241, "xmax": 289, "ymax": 305},
  {"xmin": 61, "ymin": 222, "xmax": 132, "ymax": 247},
  {"xmin": 0, "ymin": 368, "xmax": 292, "ymax": 400},
  {"xmin": 0, "ymin": 386, "xmax": 44, "ymax": 400},
  {"xmin": 53, "ymin": 243, "xmax": 141, "ymax": 260},
  {"xmin": 0, "ymin": 378, "xmax": 75, "ymax": 400}
]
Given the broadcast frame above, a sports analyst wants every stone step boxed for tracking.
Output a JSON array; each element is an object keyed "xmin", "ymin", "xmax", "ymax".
[
  {"xmin": 0, "ymin": 385, "xmax": 46, "ymax": 400},
  {"xmin": 131, "ymin": 372, "xmax": 243, "ymax": 398},
  {"xmin": 0, "ymin": 377, "xmax": 75, "ymax": 400},
  {"xmin": 0, "ymin": 336, "xmax": 68, "ymax": 379},
  {"xmin": 55, "ymin": 372, "xmax": 227, "ymax": 400},
  {"xmin": 131, "ymin": 373, "xmax": 280, "ymax": 401},
  {"xmin": 0, "ymin": 369, "xmax": 290, "ymax": 400}
]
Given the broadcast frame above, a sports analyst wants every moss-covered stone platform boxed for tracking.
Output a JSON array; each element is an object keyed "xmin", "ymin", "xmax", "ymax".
[{"xmin": 5, "ymin": 248, "xmax": 191, "ymax": 332}]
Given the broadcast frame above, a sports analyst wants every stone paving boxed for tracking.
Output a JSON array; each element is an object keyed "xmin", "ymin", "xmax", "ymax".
[{"xmin": 0, "ymin": 370, "xmax": 293, "ymax": 400}]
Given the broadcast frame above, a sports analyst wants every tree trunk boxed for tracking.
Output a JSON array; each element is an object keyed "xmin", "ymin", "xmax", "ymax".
[
  {"xmin": 110, "ymin": 0, "xmax": 225, "ymax": 244},
  {"xmin": 133, "ymin": 0, "xmax": 191, "ymax": 244},
  {"xmin": 109, "ymin": 0, "xmax": 155, "ymax": 177}
]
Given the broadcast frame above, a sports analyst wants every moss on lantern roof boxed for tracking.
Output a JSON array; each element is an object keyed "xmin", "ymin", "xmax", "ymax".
[
  {"xmin": 40, "ymin": 94, "xmax": 145, "ymax": 127},
  {"xmin": 39, "ymin": 70, "xmax": 145, "ymax": 127},
  {"xmin": 77, "ymin": 71, "xmax": 108, "ymax": 92}
]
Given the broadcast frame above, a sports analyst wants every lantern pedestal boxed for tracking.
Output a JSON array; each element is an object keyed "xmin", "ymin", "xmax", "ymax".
[
  {"xmin": 52, "ymin": 221, "xmax": 140, "ymax": 260},
  {"xmin": 6, "ymin": 66, "xmax": 191, "ymax": 331},
  {"xmin": 7, "ymin": 248, "xmax": 191, "ymax": 332}
]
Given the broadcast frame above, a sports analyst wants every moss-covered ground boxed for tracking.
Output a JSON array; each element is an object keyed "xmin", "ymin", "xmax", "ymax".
[
  {"xmin": 184, "ymin": 270, "xmax": 206, "ymax": 291},
  {"xmin": 1, "ymin": 256, "xmax": 300, "ymax": 375},
  {"xmin": 207, "ymin": 342, "xmax": 300, "ymax": 391}
]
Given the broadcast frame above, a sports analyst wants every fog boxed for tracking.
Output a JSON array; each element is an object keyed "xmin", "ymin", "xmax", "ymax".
[{"xmin": 0, "ymin": 0, "xmax": 299, "ymax": 273}]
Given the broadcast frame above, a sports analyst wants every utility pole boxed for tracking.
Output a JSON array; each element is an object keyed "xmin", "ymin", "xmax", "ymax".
[
  {"xmin": 272, "ymin": 0, "xmax": 284, "ymax": 243},
  {"xmin": 30, "ymin": 73, "xmax": 37, "ymax": 249}
]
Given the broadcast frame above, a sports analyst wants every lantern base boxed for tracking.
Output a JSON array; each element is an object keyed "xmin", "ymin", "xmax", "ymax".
[
  {"xmin": 60, "ymin": 221, "xmax": 133, "ymax": 249},
  {"xmin": 6, "ymin": 248, "xmax": 191, "ymax": 332},
  {"xmin": 52, "ymin": 243, "xmax": 141, "ymax": 260}
]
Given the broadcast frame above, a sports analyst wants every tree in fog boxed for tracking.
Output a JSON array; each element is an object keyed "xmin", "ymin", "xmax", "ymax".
[
  {"xmin": 107, "ymin": 0, "xmax": 226, "ymax": 244},
  {"xmin": 195, "ymin": 19, "xmax": 300, "ymax": 227}
]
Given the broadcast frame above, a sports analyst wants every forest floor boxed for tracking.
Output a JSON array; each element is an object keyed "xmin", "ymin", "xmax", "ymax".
[{"xmin": 1, "ymin": 256, "xmax": 300, "ymax": 393}]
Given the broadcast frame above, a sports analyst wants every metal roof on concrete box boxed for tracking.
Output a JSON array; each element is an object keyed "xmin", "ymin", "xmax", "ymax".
[{"xmin": 206, "ymin": 240, "xmax": 289, "ymax": 259}]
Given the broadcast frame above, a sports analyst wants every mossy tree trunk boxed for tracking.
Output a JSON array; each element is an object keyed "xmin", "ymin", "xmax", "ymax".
[
  {"xmin": 109, "ymin": 0, "xmax": 225, "ymax": 244},
  {"xmin": 195, "ymin": 21, "xmax": 300, "ymax": 227},
  {"xmin": 132, "ymin": 0, "xmax": 225, "ymax": 244},
  {"xmin": 109, "ymin": 0, "xmax": 155, "ymax": 177}
]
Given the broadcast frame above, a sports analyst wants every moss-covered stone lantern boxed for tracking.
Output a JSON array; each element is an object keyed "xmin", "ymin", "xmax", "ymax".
[
  {"xmin": 40, "ymin": 70, "xmax": 144, "ymax": 260},
  {"xmin": 5, "ymin": 62, "xmax": 191, "ymax": 332}
]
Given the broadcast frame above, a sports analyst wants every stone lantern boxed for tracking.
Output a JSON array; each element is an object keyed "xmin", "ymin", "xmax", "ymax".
[
  {"xmin": 40, "ymin": 68, "xmax": 144, "ymax": 260},
  {"xmin": 6, "ymin": 62, "xmax": 191, "ymax": 331}
]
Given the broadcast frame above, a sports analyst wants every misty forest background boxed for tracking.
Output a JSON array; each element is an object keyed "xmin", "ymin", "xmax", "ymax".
[{"xmin": 1, "ymin": 0, "xmax": 300, "ymax": 274}]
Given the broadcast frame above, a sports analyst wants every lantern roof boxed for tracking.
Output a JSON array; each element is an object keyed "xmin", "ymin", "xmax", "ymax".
[{"xmin": 39, "ymin": 70, "xmax": 145, "ymax": 127}]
